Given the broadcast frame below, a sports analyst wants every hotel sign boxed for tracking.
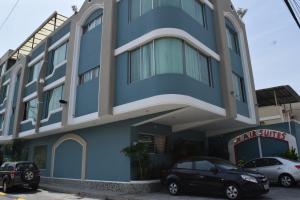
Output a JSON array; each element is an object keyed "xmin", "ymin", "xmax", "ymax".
[{"xmin": 234, "ymin": 129, "xmax": 287, "ymax": 145}]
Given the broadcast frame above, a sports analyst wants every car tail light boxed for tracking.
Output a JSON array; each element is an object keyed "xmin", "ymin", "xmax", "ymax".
[
  {"xmin": 11, "ymin": 170, "xmax": 17, "ymax": 179},
  {"xmin": 295, "ymin": 165, "xmax": 300, "ymax": 169}
]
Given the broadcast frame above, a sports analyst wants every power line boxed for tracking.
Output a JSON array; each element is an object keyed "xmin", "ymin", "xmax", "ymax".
[
  {"xmin": 0, "ymin": 0, "xmax": 21, "ymax": 32},
  {"xmin": 284, "ymin": 0, "xmax": 300, "ymax": 29}
]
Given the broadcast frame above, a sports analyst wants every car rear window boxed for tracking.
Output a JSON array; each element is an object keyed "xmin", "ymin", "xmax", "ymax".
[{"xmin": 16, "ymin": 163, "xmax": 38, "ymax": 171}]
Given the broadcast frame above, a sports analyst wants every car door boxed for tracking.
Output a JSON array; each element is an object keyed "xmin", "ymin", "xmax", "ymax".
[
  {"xmin": 194, "ymin": 160, "xmax": 224, "ymax": 192},
  {"xmin": 0, "ymin": 163, "xmax": 8, "ymax": 184},
  {"xmin": 256, "ymin": 158, "xmax": 283, "ymax": 182},
  {"xmin": 173, "ymin": 161, "xmax": 196, "ymax": 188}
]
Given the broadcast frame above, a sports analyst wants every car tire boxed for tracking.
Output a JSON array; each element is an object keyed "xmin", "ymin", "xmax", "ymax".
[
  {"xmin": 279, "ymin": 174, "xmax": 294, "ymax": 187},
  {"xmin": 168, "ymin": 180, "xmax": 180, "ymax": 195},
  {"xmin": 225, "ymin": 184, "xmax": 241, "ymax": 200},
  {"xmin": 2, "ymin": 180, "xmax": 9, "ymax": 193}
]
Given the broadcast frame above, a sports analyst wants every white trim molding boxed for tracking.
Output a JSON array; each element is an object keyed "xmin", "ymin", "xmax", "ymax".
[
  {"xmin": 28, "ymin": 54, "xmax": 44, "ymax": 67},
  {"xmin": 39, "ymin": 122, "xmax": 62, "ymax": 132},
  {"xmin": 43, "ymin": 77, "xmax": 66, "ymax": 92},
  {"xmin": 113, "ymin": 94, "xmax": 226, "ymax": 117},
  {"xmin": 20, "ymin": 118, "xmax": 36, "ymax": 126},
  {"xmin": 45, "ymin": 60, "xmax": 67, "ymax": 80},
  {"xmin": 51, "ymin": 134, "xmax": 87, "ymax": 180},
  {"xmin": 40, "ymin": 108, "xmax": 63, "ymax": 123},
  {"xmin": 69, "ymin": 112, "xmax": 98, "ymax": 125},
  {"xmin": 23, "ymin": 92, "xmax": 38, "ymax": 102},
  {"xmin": 2, "ymin": 78, "xmax": 10, "ymax": 86},
  {"xmin": 48, "ymin": 33, "xmax": 70, "ymax": 51},
  {"xmin": 224, "ymin": 12, "xmax": 257, "ymax": 125},
  {"xmin": 260, "ymin": 115, "xmax": 282, "ymax": 122},
  {"xmin": 68, "ymin": 3, "xmax": 104, "ymax": 125},
  {"xmin": 114, "ymin": 28, "xmax": 221, "ymax": 61}
]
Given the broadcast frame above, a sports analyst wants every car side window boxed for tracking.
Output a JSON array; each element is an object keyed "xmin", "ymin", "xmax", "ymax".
[
  {"xmin": 7, "ymin": 166, "xmax": 14, "ymax": 171},
  {"xmin": 244, "ymin": 160, "xmax": 256, "ymax": 168},
  {"xmin": 255, "ymin": 159, "xmax": 269, "ymax": 167},
  {"xmin": 194, "ymin": 160, "xmax": 214, "ymax": 171},
  {"xmin": 265, "ymin": 158, "xmax": 282, "ymax": 166},
  {"xmin": 176, "ymin": 161, "xmax": 193, "ymax": 170}
]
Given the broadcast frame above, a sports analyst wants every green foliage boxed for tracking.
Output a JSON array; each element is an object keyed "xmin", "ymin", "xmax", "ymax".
[
  {"xmin": 121, "ymin": 142, "xmax": 149, "ymax": 180},
  {"xmin": 282, "ymin": 148, "xmax": 299, "ymax": 161},
  {"xmin": 237, "ymin": 160, "xmax": 246, "ymax": 168}
]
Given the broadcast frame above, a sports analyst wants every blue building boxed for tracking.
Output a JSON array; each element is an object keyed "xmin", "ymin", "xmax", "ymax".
[{"xmin": 0, "ymin": 0, "xmax": 257, "ymax": 187}]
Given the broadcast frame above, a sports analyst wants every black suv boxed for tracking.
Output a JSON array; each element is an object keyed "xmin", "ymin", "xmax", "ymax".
[
  {"xmin": 161, "ymin": 157, "xmax": 270, "ymax": 200},
  {"xmin": 0, "ymin": 161, "xmax": 40, "ymax": 192}
]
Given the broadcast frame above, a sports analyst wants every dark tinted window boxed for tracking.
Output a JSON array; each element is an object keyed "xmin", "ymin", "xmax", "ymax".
[
  {"xmin": 255, "ymin": 159, "xmax": 269, "ymax": 167},
  {"xmin": 265, "ymin": 158, "xmax": 282, "ymax": 166},
  {"xmin": 244, "ymin": 160, "xmax": 256, "ymax": 168},
  {"xmin": 16, "ymin": 163, "xmax": 38, "ymax": 171},
  {"xmin": 195, "ymin": 160, "xmax": 214, "ymax": 171},
  {"xmin": 176, "ymin": 162, "xmax": 193, "ymax": 169}
]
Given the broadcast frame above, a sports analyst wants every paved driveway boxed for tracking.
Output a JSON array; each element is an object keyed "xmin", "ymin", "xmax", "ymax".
[
  {"xmin": 120, "ymin": 185, "xmax": 300, "ymax": 200},
  {"xmin": 0, "ymin": 188, "xmax": 101, "ymax": 200},
  {"xmin": 0, "ymin": 186, "xmax": 300, "ymax": 200}
]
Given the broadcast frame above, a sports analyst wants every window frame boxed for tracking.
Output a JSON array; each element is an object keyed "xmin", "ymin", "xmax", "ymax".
[
  {"xmin": 232, "ymin": 72, "xmax": 246, "ymax": 102},
  {"xmin": 83, "ymin": 15, "xmax": 103, "ymax": 34},
  {"xmin": 137, "ymin": 133, "xmax": 167, "ymax": 154},
  {"xmin": 129, "ymin": 38, "xmax": 213, "ymax": 86},
  {"xmin": 27, "ymin": 60, "xmax": 42, "ymax": 84},
  {"xmin": 49, "ymin": 41, "xmax": 68, "ymax": 76},
  {"xmin": 226, "ymin": 26, "xmax": 240, "ymax": 55},
  {"xmin": 78, "ymin": 66, "xmax": 100, "ymax": 86},
  {"xmin": 23, "ymin": 98, "xmax": 38, "ymax": 121},
  {"xmin": 43, "ymin": 84, "xmax": 64, "ymax": 119},
  {"xmin": 129, "ymin": 0, "xmax": 207, "ymax": 28},
  {"xmin": 0, "ymin": 113, "xmax": 4, "ymax": 130}
]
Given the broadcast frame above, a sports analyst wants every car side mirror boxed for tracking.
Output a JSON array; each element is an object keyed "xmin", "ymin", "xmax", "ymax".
[{"xmin": 210, "ymin": 167, "xmax": 219, "ymax": 174}]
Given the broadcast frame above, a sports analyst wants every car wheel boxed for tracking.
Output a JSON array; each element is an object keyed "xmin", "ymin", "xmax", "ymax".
[
  {"xmin": 279, "ymin": 174, "xmax": 294, "ymax": 187},
  {"xmin": 2, "ymin": 180, "xmax": 9, "ymax": 193},
  {"xmin": 225, "ymin": 184, "xmax": 240, "ymax": 200},
  {"xmin": 168, "ymin": 181, "xmax": 180, "ymax": 195}
]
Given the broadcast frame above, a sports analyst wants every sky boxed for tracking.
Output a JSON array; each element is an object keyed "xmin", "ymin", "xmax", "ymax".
[{"xmin": 0, "ymin": 0, "xmax": 299, "ymax": 93}]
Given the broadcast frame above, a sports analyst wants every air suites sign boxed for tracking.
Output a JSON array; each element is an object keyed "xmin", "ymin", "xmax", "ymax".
[{"xmin": 234, "ymin": 129, "xmax": 287, "ymax": 146}]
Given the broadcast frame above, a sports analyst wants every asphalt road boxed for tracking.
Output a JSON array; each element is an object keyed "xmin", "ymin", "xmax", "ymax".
[{"xmin": 0, "ymin": 186, "xmax": 300, "ymax": 200}]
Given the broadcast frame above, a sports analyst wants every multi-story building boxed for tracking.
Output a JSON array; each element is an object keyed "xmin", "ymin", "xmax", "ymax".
[{"xmin": 0, "ymin": 0, "xmax": 257, "ymax": 186}]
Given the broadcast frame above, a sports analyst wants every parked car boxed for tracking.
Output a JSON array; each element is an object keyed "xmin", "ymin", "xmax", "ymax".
[
  {"xmin": 0, "ymin": 161, "xmax": 40, "ymax": 193},
  {"xmin": 161, "ymin": 157, "xmax": 269, "ymax": 200},
  {"xmin": 243, "ymin": 157, "xmax": 300, "ymax": 187}
]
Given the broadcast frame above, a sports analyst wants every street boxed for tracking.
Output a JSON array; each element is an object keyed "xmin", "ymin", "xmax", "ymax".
[{"xmin": 0, "ymin": 186, "xmax": 300, "ymax": 200}]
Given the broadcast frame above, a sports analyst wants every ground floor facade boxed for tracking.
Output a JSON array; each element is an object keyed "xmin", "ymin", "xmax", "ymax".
[{"xmin": 209, "ymin": 121, "xmax": 300, "ymax": 163}]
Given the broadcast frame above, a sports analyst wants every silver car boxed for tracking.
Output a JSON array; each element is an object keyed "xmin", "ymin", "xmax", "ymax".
[
  {"xmin": 243, "ymin": 157, "xmax": 300, "ymax": 187},
  {"xmin": 244, "ymin": 157, "xmax": 300, "ymax": 187}
]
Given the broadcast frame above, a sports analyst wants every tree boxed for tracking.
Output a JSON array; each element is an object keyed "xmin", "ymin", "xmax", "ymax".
[{"xmin": 121, "ymin": 143, "xmax": 149, "ymax": 180}]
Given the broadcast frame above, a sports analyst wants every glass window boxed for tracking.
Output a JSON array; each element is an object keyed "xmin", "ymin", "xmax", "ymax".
[
  {"xmin": 16, "ymin": 163, "xmax": 38, "ymax": 171},
  {"xmin": 83, "ymin": 15, "xmax": 102, "ymax": 33},
  {"xmin": 79, "ymin": 67, "xmax": 100, "ymax": 85},
  {"xmin": 33, "ymin": 145, "xmax": 47, "ymax": 169},
  {"xmin": 195, "ymin": 160, "xmax": 214, "ymax": 171},
  {"xmin": 130, "ymin": 0, "xmax": 206, "ymax": 27},
  {"xmin": 52, "ymin": 42, "xmax": 68, "ymax": 68},
  {"xmin": 23, "ymin": 98, "xmax": 38, "ymax": 121},
  {"xmin": 182, "ymin": 0, "xmax": 205, "ymax": 26},
  {"xmin": 226, "ymin": 27, "xmax": 240, "ymax": 54},
  {"xmin": 255, "ymin": 159, "xmax": 268, "ymax": 168},
  {"xmin": 130, "ymin": 42, "xmax": 154, "ymax": 82},
  {"xmin": 44, "ymin": 85, "xmax": 64, "ymax": 118},
  {"xmin": 130, "ymin": 38, "xmax": 212, "ymax": 85},
  {"xmin": 185, "ymin": 43, "xmax": 210, "ymax": 85},
  {"xmin": 232, "ymin": 73, "xmax": 246, "ymax": 102},
  {"xmin": 176, "ymin": 161, "xmax": 193, "ymax": 169},
  {"xmin": 155, "ymin": 38, "xmax": 183, "ymax": 75},
  {"xmin": 267, "ymin": 158, "xmax": 282, "ymax": 166},
  {"xmin": 0, "ymin": 84, "xmax": 9, "ymax": 103},
  {"xmin": 28, "ymin": 60, "xmax": 42, "ymax": 83},
  {"xmin": 138, "ymin": 134, "xmax": 167, "ymax": 154},
  {"xmin": 244, "ymin": 160, "xmax": 256, "ymax": 168},
  {"xmin": 0, "ymin": 113, "xmax": 4, "ymax": 129}
]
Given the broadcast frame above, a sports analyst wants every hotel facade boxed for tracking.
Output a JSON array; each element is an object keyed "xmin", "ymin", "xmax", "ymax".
[{"xmin": 0, "ymin": 0, "xmax": 257, "ymax": 183}]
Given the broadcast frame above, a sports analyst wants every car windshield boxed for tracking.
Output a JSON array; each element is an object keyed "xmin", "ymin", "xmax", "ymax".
[
  {"xmin": 211, "ymin": 159, "xmax": 238, "ymax": 170},
  {"xmin": 16, "ymin": 163, "xmax": 38, "ymax": 171}
]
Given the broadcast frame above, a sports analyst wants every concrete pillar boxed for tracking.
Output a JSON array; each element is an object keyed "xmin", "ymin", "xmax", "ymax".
[
  {"xmin": 211, "ymin": 0, "xmax": 237, "ymax": 119},
  {"xmin": 98, "ymin": 0, "xmax": 117, "ymax": 117}
]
